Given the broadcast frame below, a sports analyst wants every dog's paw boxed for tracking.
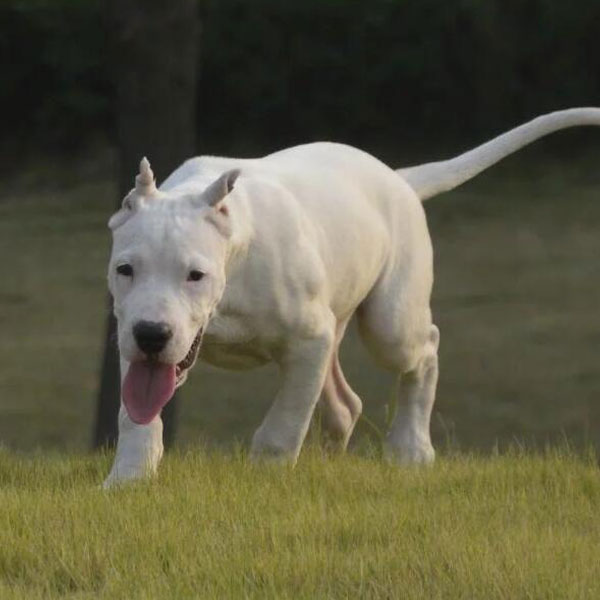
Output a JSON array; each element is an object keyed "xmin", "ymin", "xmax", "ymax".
[
  {"xmin": 102, "ymin": 463, "xmax": 154, "ymax": 489},
  {"xmin": 383, "ymin": 436, "xmax": 435, "ymax": 465},
  {"xmin": 249, "ymin": 430, "xmax": 299, "ymax": 465},
  {"xmin": 249, "ymin": 444, "xmax": 298, "ymax": 465}
]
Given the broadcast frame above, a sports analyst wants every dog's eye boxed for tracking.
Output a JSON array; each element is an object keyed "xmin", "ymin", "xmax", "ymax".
[
  {"xmin": 116, "ymin": 264, "xmax": 133, "ymax": 277},
  {"xmin": 187, "ymin": 270, "xmax": 204, "ymax": 282}
]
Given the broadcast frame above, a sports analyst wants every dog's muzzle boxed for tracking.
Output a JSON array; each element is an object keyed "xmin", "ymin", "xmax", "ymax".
[{"xmin": 175, "ymin": 328, "xmax": 203, "ymax": 386}]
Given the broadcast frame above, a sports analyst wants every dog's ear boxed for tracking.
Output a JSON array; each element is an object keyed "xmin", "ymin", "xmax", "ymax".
[
  {"xmin": 108, "ymin": 157, "xmax": 158, "ymax": 230},
  {"xmin": 135, "ymin": 157, "xmax": 158, "ymax": 196},
  {"xmin": 108, "ymin": 190, "xmax": 140, "ymax": 230},
  {"xmin": 201, "ymin": 169, "xmax": 241, "ymax": 216}
]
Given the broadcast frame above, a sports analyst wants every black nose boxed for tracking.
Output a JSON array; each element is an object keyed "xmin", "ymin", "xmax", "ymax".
[{"xmin": 133, "ymin": 321, "xmax": 173, "ymax": 355}]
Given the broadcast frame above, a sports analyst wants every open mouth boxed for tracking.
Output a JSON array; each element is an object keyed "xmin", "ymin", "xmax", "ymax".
[
  {"xmin": 122, "ymin": 328, "xmax": 204, "ymax": 425},
  {"xmin": 175, "ymin": 328, "xmax": 203, "ymax": 385}
]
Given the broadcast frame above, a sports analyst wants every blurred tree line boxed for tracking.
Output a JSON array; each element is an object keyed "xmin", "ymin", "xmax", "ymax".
[{"xmin": 2, "ymin": 0, "xmax": 599, "ymax": 161}]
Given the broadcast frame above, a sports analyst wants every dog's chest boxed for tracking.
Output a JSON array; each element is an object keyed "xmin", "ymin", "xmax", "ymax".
[{"xmin": 199, "ymin": 313, "xmax": 272, "ymax": 370}]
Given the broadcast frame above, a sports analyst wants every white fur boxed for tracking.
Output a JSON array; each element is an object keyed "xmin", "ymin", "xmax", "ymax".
[{"xmin": 104, "ymin": 108, "xmax": 600, "ymax": 486}]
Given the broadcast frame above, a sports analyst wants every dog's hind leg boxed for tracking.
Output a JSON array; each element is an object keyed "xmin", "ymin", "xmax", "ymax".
[
  {"xmin": 103, "ymin": 359, "xmax": 164, "ymax": 488},
  {"xmin": 359, "ymin": 306, "xmax": 439, "ymax": 464},
  {"xmin": 318, "ymin": 320, "xmax": 362, "ymax": 450},
  {"xmin": 357, "ymin": 245, "xmax": 439, "ymax": 464},
  {"xmin": 384, "ymin": 325, "xmax": 439, "ymax": 464}
]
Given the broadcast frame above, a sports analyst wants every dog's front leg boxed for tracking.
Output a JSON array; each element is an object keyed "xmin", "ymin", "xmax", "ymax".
[
  {"xmin": 103, "ymin": 359, "xmax": 164, "ymax": 488},
  {"xmin": 251, "ymin": 327, "xmax": 334, "ymax": 463}
]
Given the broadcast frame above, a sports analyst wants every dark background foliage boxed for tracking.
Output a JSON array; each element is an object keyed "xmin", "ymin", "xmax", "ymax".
[{"xmin": 2, "ymin": 0, "xmax": 599, "ymax": 161}]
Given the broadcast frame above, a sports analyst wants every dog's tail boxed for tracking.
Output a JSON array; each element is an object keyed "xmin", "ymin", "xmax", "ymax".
[{"xmin": 398, "ymin": 107, "xmax": 600, "ymax": 201}]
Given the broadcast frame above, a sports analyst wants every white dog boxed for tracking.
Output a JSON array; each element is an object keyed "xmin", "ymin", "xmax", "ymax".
[{"xmin": 104, "ymin": 108, "xmax": 599, "ymax": 486}]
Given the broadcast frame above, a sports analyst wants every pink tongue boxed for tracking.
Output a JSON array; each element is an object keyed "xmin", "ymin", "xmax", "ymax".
[{"xmin": 122, "ymin": 362, "xmax": 176, "ymax": 425}]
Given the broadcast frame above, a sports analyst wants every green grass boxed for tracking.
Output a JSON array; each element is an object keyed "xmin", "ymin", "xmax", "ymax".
[{"xmin": 0, "ymin": 446, "xmax": 598, "ymax": 598}]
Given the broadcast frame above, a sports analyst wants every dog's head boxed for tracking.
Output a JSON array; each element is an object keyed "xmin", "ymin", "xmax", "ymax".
[{"xmin": 108, "ymin": 158, "xmax": 240, "ymax": 425}]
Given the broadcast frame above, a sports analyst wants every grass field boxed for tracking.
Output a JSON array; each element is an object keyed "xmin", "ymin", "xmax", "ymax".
[
  {"xmin": 1, "ymin": 137, "xmax": 599, "ymax": 452},
  {"xmin": 0, "ymin": 446, "xmax": 598, "ymax": 598},
  {"xmin": 1, "ymin": 138, "xmax": 599, "ymax": 598}
]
